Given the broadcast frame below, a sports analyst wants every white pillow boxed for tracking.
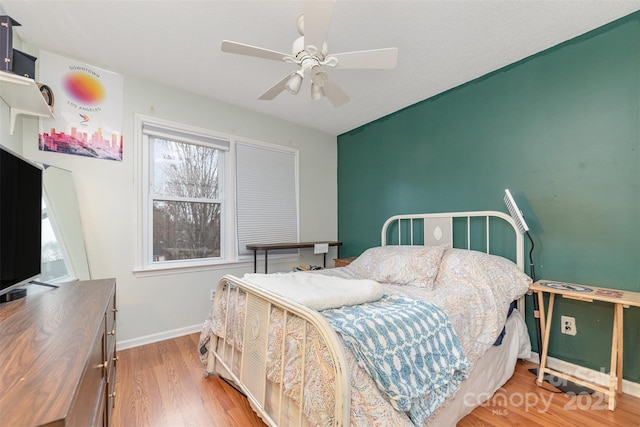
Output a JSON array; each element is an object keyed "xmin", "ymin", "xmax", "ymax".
[
  {"xmin": 435, "ymin": 248, "xmax": 532, "ymax": 302},
  {"xmin": 347, "ymin": 245, "xmax": 447, "ymax": 289}
]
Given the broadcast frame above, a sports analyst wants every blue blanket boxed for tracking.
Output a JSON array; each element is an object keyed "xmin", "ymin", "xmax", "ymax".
[{"xmin": 322, "ymin": 295, "xmax": 469, "ymax": 424}]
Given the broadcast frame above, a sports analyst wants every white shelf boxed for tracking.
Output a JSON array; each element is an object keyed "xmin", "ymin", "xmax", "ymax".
[{"xmin": 0, "ymin": 70, "xmax": 53, "ymax": 134}]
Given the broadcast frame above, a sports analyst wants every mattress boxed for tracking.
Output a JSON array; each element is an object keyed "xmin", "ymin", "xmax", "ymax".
[{"xmin": 429, "ymin": 308, "xmax": 531, "ymax": 425}]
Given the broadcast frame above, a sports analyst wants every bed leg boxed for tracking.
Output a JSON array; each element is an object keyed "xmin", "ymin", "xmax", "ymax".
[{"xmin": 205, "ymin": 334, "xmax": 218, "ymax": 376}]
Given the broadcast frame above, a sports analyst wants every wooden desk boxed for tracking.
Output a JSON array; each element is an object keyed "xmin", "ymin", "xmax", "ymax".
[
  {"xmin": 247, "ymin": 241, "xmax": 342, "ymax": 273},
  {"xmin": 530, "ymin": 280, "xmax": 640, "ymax": 410}
]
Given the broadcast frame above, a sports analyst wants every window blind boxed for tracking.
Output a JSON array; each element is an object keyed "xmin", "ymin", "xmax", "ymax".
[
  {"xmin": 142, "ymin": 123, "xmax": 230, "ymax": 151},
  {"xmin": 236, "ymin": 143, "xmax": 298, "ymax": 257}
]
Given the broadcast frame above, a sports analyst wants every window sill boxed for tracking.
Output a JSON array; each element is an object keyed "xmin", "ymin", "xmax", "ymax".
[
  {"xmin": 132, "ymin": 254, "xmax": 303, "ymax": 278},
  {"xmin": 132, "ymin": 259, "xmax": 254, "ymax": 278}
]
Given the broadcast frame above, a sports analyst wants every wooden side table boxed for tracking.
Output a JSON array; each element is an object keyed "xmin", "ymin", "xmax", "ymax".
[
  {"xmin": 529, "ymin": 280, "xmax": 640, "ymax": 410},
  {"xmin": 334, "ymin": 256, "xmax": 357, "ymax": 268},
  {"xmin": 333, "ymin": 256, "xmax": 357, "ymax": 267}
]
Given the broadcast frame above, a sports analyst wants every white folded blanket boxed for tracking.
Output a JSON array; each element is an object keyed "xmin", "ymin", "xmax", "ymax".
[{"xmin": 243, "ymin": 271, "xmax": 384, "ymax": 310}]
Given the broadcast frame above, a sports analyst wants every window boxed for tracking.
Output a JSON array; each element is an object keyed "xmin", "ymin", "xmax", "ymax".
[
  {"xmin": 41, "ymin": 197, "xmax": 73, "ymax": 282},
  {"xmin": 135, "ymin": 115, "xmax": 299, "ymax": 273},
  {"xmin": 140, "ymin": 120, "xmax": 229, "ymax": 268},
  {"xmin": 150, "ymin": 136, "xmax": 224, "ymax": 263}
]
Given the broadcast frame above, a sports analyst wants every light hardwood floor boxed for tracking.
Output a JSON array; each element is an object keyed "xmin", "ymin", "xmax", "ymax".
[{"xmin": 112, "ymin": 333, "xmax": 640, "ymax": 426}]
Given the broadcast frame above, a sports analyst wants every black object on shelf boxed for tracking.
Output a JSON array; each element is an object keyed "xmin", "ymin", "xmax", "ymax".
[
  {"xmin": 0, "ymin": 15, "xmax": 37, "ymax": 78},
  {"xmin": 12, "ymin": 48, "xmax": 36, "ymax": 78},
  {"xmin": 0, "ymin": 15, "xmax": 20, "ymax": 73}
]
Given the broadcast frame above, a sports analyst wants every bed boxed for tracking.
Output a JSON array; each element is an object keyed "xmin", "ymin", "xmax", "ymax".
[{"xmin": 199, "ymin": 211, "xmax": 532, "ymax": 426}]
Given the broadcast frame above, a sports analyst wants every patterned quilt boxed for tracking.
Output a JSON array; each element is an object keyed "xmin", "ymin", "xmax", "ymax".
[
  {"xmin": 322, "ymin": 295, "xmax": 469, "ymax": 425},
  {"xmin": 200, "ymin": 248, "xmax": 532, "ymax": 426}
]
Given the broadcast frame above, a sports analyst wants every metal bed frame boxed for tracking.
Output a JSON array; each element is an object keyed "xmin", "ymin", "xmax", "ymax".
[{"xmin": 205, "ymin": 210, "xmax": 525, "ymax": 426}]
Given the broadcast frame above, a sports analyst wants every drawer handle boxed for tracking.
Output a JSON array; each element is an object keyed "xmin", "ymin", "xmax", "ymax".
[
  {"xmin": 109, "ymin": 390, "xmax": 116, "ymax": 398},
  {"xmin": 113, "ymin": 356, "xmax": 119, "ymax": 363},
  {"xmin": 112, "ymin": 308, "xmax": 118, "ymax": 313},
  {"xmin": 98, "ymin": 360, "xmax": 109, "ymax": 371},
  {"xmin": 107, "ymin": 329, "xmax": 116, "ymax": 336}
]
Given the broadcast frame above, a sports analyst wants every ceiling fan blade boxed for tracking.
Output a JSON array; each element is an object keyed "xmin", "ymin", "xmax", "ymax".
[
  {"xmin": 221, "ymin": 40, "xmax": 292, "ymax": 62},
  {"xmin": 303, "ymin": 0, "xmax": 335, "ymax": 54},
  {"xmin": 258, "ymin": 72, "xmax": 296, "ymax": 100},
  {"xmin": 331, "ymin": 47, "xmax": 398, "ymax": 69},
  {"xmin": 322, "ymin": 74, "xmax": 350, "ymax": 107}
]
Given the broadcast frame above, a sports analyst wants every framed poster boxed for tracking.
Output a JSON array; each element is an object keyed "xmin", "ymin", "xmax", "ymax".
[{"xmin": 38, "ymin": 51, "xmax": 123, "ymax": 161}]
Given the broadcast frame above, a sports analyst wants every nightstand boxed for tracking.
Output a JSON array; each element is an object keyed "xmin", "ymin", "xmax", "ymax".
[
  {"xmin": 530, "ymin": 280, "xmax": 640, "ymax": 410},
  {"xmin": 334, "ymin": 257, "xmax": 357, "ymax": 268}
]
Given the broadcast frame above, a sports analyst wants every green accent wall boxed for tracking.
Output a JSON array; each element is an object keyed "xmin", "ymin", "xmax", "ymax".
[{"xmin": 337, "ymin": 13, "xmax": 640, "ymax": 382}]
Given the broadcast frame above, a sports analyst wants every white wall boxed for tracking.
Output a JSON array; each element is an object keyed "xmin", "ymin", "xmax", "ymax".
[
  {"xmin": 10, "ymin": 50, "xmax": 337, "ymax": 347},
  {"xmin": 0, "ymin": 101, "xmax": 23, "ymax": 152}
]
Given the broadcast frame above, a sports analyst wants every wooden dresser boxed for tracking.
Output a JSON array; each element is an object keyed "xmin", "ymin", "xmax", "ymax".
[{"xmin": 0, "ymin": 278, "xmax": 117, "ymax": 426}]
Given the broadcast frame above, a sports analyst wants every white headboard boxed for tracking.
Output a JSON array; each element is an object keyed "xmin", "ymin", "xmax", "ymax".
[{"xmin": 381, "ymin": 210, "xmax": 525, "ymax": 272}]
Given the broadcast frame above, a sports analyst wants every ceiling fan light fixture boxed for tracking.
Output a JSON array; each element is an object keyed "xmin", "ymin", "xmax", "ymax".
[
  {"xmin": 310, "ymin": 66, "xmax": 329, "ymax": 87},
  {"xmin": 311, "ymin": 82, "xmax": 325, "ymax": 100},
  {"xmin": 286, "ymin": 71, "xmax": 304, "ymax": 95}
]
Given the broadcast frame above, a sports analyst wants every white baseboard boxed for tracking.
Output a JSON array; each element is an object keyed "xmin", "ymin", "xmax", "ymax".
[
  {"xmin": 528, "ymin": 352, "xmax": 640, "ymax": 398},
  {"xmin": 117, "ymin": 324, "xmax": 202, "ymax": 351}
]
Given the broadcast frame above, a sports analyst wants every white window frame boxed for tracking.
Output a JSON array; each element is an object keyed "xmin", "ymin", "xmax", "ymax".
[{"xmin": 133, "ymin": 114, "xmax": 299, "ymax": 276}]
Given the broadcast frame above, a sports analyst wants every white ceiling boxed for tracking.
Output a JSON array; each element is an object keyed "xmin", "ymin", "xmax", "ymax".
[{"xmin": 2, "ymin": 1, "xmax": 639, "ymax": 136}]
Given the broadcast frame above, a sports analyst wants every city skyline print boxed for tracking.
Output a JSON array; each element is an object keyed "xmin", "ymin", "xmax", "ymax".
[{"xmin": 38, "ymin": 51, "xmax": 124, "ymax": 161}]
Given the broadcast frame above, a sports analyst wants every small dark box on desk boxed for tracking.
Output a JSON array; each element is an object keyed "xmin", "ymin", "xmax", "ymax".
[
  {"xmin": 0, "ymin": 15, "xmax": 20, "ymax": 72},
  {"xmin": 12, "ymin": 48, "xmax": 36, "ymax": 78}
]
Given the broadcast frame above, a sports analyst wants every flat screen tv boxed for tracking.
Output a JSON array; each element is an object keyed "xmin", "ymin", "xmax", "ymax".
[{"xmin": 0, "ymin": 145, "xmax": 42, "ymax": 298}]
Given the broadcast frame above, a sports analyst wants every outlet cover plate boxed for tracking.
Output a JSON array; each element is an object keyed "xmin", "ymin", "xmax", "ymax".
[{"xmin": 561, "ymin": 315, "xmax": 577, "ymax": 336}]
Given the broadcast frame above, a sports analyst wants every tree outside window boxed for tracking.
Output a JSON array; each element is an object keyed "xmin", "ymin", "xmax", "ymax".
[{"xmin": 151, "ymin": 138, "xmax": 222, "ymax": 262}]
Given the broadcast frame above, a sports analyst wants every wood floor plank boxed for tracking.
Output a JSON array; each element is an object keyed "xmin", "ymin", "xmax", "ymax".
[
  {"xmin": 113, "ymin": 334, "xmax": 265, "ymax": 427},
  {"xmin": 112, "ymin": 334, "xmax": 640, "ymax": 426},
  {"xmin": 458, "ymin": 361, "xmax": 640, "ymax": 427}
]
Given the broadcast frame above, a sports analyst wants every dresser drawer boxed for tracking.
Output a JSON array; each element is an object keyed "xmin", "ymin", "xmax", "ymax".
[
  {"xmin": 106, "ymin": 355, "xmax": 117, "ymax": 427},
  {"xmin": 67, "ymin": 327, "xmax": 107, "ymax": 426},
  {"xmin": 105, "ymin": 289, "xmax": 117, "ymax": 359},
  {"xmin": 104, "ymin": 286, "xmax": 117, "ymax": 427}
]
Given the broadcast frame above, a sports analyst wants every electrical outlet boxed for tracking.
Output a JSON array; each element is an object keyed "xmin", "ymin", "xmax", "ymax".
[
  {"xmin": 209, "ymin": 289, "xmax": 216, "ymax": 301},
  {"xmin": 561, "ymin": 315, "xmax": 577, "ymax": 336}
]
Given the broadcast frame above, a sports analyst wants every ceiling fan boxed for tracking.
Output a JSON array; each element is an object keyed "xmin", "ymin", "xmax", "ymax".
[{"xmin": 221, "ymin": 0, "xmax": 398, "ymax": 107}]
